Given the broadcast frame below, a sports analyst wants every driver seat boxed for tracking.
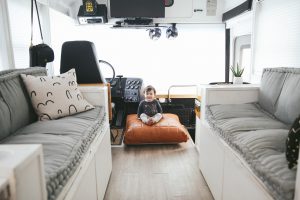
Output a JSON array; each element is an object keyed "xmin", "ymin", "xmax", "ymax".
[
  {"xmin": 60, "ymin": 40, "xmax": 106, "ymax": 83},
  {"xmin": 60, "ymin": 40, "xmax": 114, "ymax": 121}
]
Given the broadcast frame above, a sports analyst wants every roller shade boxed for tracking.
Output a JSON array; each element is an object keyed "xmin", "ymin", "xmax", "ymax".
[{"xmin": 252, "ymin": 0, "xmax": 300, "ymax": 75}]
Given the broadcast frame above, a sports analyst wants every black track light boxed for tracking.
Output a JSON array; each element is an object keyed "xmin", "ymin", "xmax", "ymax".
[
  {"xmin": 166, "ymin": 23, "xmax": 178, "ymax": 39},
  {"xmin": 149, "ymin": 24, "xmax": 161, "ymax": 40}
]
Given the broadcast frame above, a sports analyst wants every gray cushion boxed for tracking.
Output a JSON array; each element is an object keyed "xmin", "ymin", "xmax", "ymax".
[
  {"xmin": 275, "ymin": 69, "xmax": 300, "ymax": 124},
  {"xmin": 232, "ymin": 130, "xmax": 296, "ymax": 200},
  {"xmin": 258, "ymin": 68, "xmax": 287, "ymax": 115},
  {"xmin": 2, "ymin": 106, "xmax": 106, "ymax": 200},
  {"xmin": 0, "ymin": 68, "xmax": 46, "ymax": 140},
  {"xmin": 208, "ymin": 103, "xmax": 269, "ymax": 120},
  {"xmin": 206, "ymin": 104, "xmax": 288, "ymax": 141},
  {"xmin": 215, "ymin": 117, "xmax": 287, "ymax": 133}
]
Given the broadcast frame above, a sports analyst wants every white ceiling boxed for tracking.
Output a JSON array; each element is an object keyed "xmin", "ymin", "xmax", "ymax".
[{"xmin": 44, "ymin": 0, "xmax": 228, "ymax": 22}]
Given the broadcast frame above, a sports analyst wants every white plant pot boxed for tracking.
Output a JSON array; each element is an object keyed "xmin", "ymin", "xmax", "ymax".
[{"xmin": 233, "ymin": 77, "xmax": 243, "ymax": 84}]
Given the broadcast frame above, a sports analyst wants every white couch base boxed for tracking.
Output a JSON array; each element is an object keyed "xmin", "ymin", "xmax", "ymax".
[
  {"xmin": 199, "ymin": 120, "xmax": 273, "ymax": 200},
  {"xmin": 0, "ymin": 85, "xmax": 112, "ymax": 200},
  {"xmin": 196, "ymin": 85, "xmax": 295, "ymax": 200},
  {"xmin": 58, "ymin": 122, "xmax": 112, "ymax": 200}
]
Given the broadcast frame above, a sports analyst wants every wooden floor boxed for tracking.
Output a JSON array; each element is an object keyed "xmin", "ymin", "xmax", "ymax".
[{"xmin": 104, "ymin": 141, "xmax": 214, "ymax": 200}]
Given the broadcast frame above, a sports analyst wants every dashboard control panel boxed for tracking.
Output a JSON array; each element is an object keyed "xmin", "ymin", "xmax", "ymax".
[
  {"xmin": 108, "ymin": 77, "xmax": 143, "ymax": 103},
  {"xmin": 124, "ymin": 78, "xmax": 143, "ymax": 102}
]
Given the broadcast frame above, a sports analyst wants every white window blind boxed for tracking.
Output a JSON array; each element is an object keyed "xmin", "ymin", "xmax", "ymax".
[{"xmin": 252, "ymin": 0, "xmax": 300, "ymax": 75}]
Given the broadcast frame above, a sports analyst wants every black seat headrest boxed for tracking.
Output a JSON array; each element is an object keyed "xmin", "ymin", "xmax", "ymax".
[{"xmin": 60, "ymin": 40, "xmax": 106, "ymax": 84}]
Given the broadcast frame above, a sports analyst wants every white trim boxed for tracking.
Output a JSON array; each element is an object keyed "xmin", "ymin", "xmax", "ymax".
[
  {"xmin": 250, "ymin": 0, "xmax": 260, "ymax": 83},
  {"xmin": 40, "ymin": 3, "xmax": 54, "ymax": 75},
  {"xmin": 0, "ymin": 0, "xmax": 15, "ymax": 69}
]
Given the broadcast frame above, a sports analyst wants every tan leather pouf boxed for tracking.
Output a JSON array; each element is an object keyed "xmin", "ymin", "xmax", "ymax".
[{"xmin": 124, "ymin": 113, "xmax": 189, "ymax": 145}]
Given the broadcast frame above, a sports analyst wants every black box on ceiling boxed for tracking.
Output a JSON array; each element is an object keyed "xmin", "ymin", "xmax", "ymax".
[
  {"xmin": 78, "ymin": 4, "xmax": 108, "ymax": 24},
  {"xmin": 110, "ymin": 0, "xmax": 165, "ymax": 18}
]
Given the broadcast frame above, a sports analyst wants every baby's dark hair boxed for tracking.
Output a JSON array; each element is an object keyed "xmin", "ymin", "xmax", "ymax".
[{"xmin": 144, "ymin": 85, "xmax": 156, "ymax": 94}]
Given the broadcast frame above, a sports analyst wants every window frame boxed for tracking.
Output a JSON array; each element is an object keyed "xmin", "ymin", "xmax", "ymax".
[
  {"xmin": 232, "ymin": 34, "xmax": 251, "ymax": 82},
  {"xmin": 233, "ymin": 34, "xmax": 251, "ymax": 67}
]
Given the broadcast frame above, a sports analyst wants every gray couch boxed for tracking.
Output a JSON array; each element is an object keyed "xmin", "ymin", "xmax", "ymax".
[
  {"xmin": 205, "ymin": 68, "xmax": 300, "ymax": 200},
  {"xmin": 0, "ymin": 67, "xmax": 108, "ymax": 200}
]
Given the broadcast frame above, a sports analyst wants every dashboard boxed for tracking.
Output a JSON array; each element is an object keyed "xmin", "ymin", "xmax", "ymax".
[{"xmin": 107, "ymin": 77, "xmax": 144, "ymax": 103}]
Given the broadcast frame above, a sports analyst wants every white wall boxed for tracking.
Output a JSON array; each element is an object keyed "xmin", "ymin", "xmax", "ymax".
[
  {"xmin": 252, "ymin": 0, "xmax": 300, "ymax": 80},
  {"xmin": 50, "ymin": 9, "xmax": 225, "ymax": 93}
]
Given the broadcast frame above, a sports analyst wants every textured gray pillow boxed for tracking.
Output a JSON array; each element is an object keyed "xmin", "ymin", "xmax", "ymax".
[
  {"xmin": 258, "ymin": 68, "xmax": 287, "ymax": 115},
  {"xmin": 275, "ymin": 73, "xmax": 300, "ymax": 124},
  {"xmin": 21, "ymin": 69, "xmax": 94, "ymax": 120}
]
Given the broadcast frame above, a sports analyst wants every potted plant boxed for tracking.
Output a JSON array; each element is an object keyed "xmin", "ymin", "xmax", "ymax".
[{"xmin": 230, "ymin": 63, "xmax": 244, "ymax": 84}]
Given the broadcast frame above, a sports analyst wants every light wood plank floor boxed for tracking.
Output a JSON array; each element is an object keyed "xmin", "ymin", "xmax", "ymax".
[{"xmin": 104, "ymin": 141, "xmax": 213, "ymax": 200}]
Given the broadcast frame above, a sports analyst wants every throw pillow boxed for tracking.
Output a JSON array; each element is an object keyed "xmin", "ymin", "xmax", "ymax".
[
  {"xmin": 286, "ymin": 115, "xmax": 300, "ymax": 169},
  {"xmin": 21, "ymin": 69, "xmax": 94, "ymax": 121}
]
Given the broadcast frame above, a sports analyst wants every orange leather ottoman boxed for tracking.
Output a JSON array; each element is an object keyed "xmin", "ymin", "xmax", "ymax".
[{"xmin": 124, "ymin": 113, "xmax": 189, "ymax": 144}]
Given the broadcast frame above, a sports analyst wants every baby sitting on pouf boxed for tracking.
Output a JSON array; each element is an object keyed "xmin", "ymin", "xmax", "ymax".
[{"xmin": 137, "ymin": 85, "xmax": 163, "ymax": 125}]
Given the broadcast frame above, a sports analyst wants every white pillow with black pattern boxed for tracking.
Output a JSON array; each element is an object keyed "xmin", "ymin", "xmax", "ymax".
[{"xmin": 21, "ymin": 69, "xmax": 94, "ymax": 121}]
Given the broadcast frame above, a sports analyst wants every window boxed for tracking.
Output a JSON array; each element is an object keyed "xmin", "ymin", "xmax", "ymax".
[
  {"xmin": 240, "ymin": 46, "xmax": 251, "ymax": 81},
  {"xmin": 233, "ymin": 34, "xmax": 251, "ymax": 82},
  {"xmin": 7, "ymin": 0, "xmax": 50, "ymax": 69},
  {"xmin": 50, "ymin": 10, "xmax": 226, "ymax": 93}
]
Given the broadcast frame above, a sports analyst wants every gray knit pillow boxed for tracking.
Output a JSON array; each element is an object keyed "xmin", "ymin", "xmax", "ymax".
[{"xmin": 21, "ymin": 69, "xmax": 94, "ymax": 120}]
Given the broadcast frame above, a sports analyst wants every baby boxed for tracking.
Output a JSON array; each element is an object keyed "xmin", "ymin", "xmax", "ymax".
[{"xmin": 137, "ymin": 85, "xmax": 163, "ymax": 125}]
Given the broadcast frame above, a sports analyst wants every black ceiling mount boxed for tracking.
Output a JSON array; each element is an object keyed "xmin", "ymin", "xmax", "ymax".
[{"xmin": 123, "ymin": 18, "xmax": 153, "ymax": 25}]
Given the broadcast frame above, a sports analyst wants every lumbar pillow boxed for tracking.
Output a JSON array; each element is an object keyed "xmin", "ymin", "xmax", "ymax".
[
  {"xmin": 21, "ymin": 69, "xmax": 94, "ymax": 120},
  {"xmin": 286, "ymin": 115, "xmax": 300, "ymax": 169}
]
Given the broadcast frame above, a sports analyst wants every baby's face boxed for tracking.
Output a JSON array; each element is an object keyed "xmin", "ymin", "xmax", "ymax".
[{"xmin": 145, "ymin": 90, "xmax": 155, "ymax": 101}]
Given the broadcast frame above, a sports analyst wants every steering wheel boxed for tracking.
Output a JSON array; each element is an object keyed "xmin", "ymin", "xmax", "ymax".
[{"xmin": 99, "ymin": 60, "xmax": 116, "ymax": 85}]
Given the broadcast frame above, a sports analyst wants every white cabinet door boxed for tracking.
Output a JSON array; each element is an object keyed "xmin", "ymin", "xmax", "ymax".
[
  {"xmin": 165, "ymin": 0, "xmax": 193, "ymax": 18},
  {"xmin": 223, "ymin": 149, "xmax": 273, "ymax": 200},
  {"xmin": 95, "ymin": 128, "xmax": 112, "ymax": 200},
  {"xmin": 199, "ymin": 123, "xmax": 225, "ymax": 200},
  {"xmin": 72, "ymin": 158, "xmax": 98, "ymax": 200}
]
